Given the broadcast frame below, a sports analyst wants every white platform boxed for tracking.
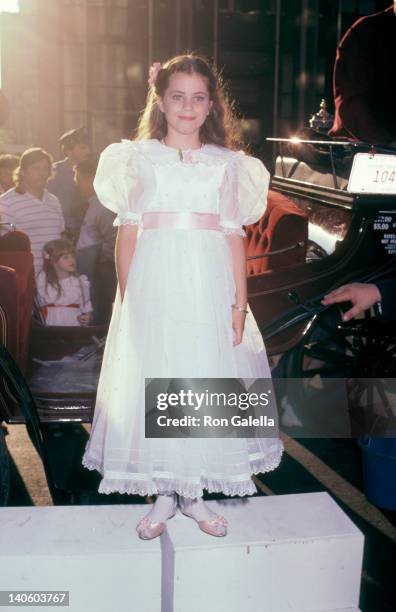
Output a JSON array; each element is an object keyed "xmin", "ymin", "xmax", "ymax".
[
  {"xmin": 0, "ymin": 504, "xmax": 162, "ymax": 611},
  {"xmin": 0, "ymin": 492, "xmax": 364, "ymax": 612},
  {"xmin": 163, "ymin": 492, "xmax": 364, "ymax": 612}
]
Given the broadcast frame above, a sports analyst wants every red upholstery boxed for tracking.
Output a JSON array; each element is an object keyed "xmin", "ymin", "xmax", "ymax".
[
  {"xmin": 0, "ymin": 231, "xmax": 35, "ymax": 372},
  {"xmin": 0, "ymin": 230, "xmax": 31, "ymax": 252},
  {"xmin": 245, "ymin": 190, "xmax": 308, "ymax": 276}
]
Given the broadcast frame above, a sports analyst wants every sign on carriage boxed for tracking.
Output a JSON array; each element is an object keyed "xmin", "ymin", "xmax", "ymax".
[{"xmin": 348, "ymin": 153, "xmax": 396, "ymax": 194}]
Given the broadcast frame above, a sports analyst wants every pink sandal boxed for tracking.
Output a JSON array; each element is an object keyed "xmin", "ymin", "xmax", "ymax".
[
  {"xmin": 136, "ymin": 496, "xmax": 177, "ymax": 540},
  {"xmin": 136, "ymin": 516, "xmax": 168, "ymax": 540},
  {"xmin": 180, "ymin": 507, "xmax": 228, "ymax": 537}
]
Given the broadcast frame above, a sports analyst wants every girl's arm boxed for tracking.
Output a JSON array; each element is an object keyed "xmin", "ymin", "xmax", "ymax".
[
  {"xmin": 226, "ymin": 233, "xmax": 247, "ymax": 346},
  {"xmin": 115, "ymin": 224, "xmax": 139, "ymax": 301},
  {"xmin": 35, "ymin": 271, "xmax": 48, "ymax": 305},
  {"xmin": 78, "ymin": 275, "xmax": 94, "ymax": 326}
]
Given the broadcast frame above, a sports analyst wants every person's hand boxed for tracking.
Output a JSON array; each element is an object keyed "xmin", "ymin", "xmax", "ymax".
[
  {"xmin": 321, "ymin": 283, "xmax": 381, "ymax": 321},
  {"xmin": 232, "ymin": 307, "xmax": 246, "ymax": 346},
  {"xmin": 78, "ymin": 312, "xmax": 92, "ymax": 326}
]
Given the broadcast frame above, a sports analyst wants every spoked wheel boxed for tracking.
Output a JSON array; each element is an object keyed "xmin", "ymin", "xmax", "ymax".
[{"xmin": 282, "ymin": 306, "xmax": 396, "ymax": 435}]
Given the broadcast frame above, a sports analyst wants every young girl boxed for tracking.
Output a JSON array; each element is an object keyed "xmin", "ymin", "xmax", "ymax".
[
  {"xmin": 82, "ymin": 55, "xmax": 284, "ymax": 539},
  {"xmin": 36, "ymin": 239, "xmax": 93, "ymax": 326}
]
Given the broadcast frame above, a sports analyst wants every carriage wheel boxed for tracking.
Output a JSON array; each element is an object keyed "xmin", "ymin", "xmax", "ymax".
[{"xmin": 282, "ymin": 306, "xmax": 396, "ymax": 434}]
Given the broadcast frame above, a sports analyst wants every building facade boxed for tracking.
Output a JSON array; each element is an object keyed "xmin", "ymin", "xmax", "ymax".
[{"xmin": 0, "ymin": 0, "xmax": 391, "ymax": 161}]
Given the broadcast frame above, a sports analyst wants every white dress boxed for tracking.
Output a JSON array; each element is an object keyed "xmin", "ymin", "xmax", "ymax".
[
  {"xmin": 82, "ymin": 138, "xmax": 284, "ymax": 498},
  {"xmin": 36, "ymin": 272, "xmax": 93, "ymax": 326}
]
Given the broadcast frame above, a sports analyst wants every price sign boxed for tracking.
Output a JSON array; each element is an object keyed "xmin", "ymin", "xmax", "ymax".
[
  {"xmin": 348, "ymin": 153, "xmax": 396, "ymax": 194},
  {"xmin": 373, "ymin": 213, "xmax": 396, "ymax": 255}
]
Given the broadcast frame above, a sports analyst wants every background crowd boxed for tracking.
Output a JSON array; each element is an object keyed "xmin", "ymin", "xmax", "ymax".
[{"xmin": 0, "ymin": 127, "xmax": 117, "ymax": 327}]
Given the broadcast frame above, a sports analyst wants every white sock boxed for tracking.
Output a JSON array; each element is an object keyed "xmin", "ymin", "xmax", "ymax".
[
  {"xmin": 179, "ymin": 496, "xmax": 218, "ymax": 522},
  {"xmin": 145, "ymin": 493, "xmax": 176, "ymax": 523}
]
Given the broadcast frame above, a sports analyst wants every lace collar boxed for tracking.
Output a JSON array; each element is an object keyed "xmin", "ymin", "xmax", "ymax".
[{"xmin": 120, "ymin": 138, "xmax": 238, "ymax": 167}]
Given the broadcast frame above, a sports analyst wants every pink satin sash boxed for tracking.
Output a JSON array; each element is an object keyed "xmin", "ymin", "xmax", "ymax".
[{"xmin": 142, "ymin": 211, "xmax": 221, "ymax": 231}]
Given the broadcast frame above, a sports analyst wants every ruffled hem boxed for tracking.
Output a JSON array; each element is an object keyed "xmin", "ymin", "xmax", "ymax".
[{"xmin": 81, "ymin": 444, "xmax": 284, "ymax": 499}]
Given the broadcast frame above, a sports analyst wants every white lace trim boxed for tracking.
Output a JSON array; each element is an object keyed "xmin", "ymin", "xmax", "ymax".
[
  {"xmin": 81, "ymin": 445, "xmax": 284, "ymax": 498},
  {"xmin": 120, "ymin": 139, "xmax": 233, "ymax": 169},
  {"xmin": 139, "ymin": 157, "xmax": 228, "ymax": 170},
  {"xmin": 113, "ymin": 215, "xmax": 140, "ymax": 227},
  {"xmin": 221, "ymin": 227, "xmax": 246, "ymax": 237}
]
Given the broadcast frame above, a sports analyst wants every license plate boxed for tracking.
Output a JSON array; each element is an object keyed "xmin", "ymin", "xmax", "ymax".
[{"xmin": 348, "ymin": 152, "xmax": 396, "ymax": 194}]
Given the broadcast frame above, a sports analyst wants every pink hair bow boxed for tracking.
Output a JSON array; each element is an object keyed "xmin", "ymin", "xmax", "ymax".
[{"xmin": 148, "ymin": 62, "xmax": 162, "ymax": 87}]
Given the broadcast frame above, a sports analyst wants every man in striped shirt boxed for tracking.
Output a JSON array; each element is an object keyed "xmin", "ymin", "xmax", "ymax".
[{"xmin": 0, "ymin": 148, "xmax": 65, "ymax": 276}]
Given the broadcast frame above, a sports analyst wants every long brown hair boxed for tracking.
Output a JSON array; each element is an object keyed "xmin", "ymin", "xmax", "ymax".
[
  {"xmin": 42, "ymin": 239, "xmax": 77, "ymax": 298},
  {"xmin": 135, "ymin": 54, "xmax": 242, "ymax": 150}
]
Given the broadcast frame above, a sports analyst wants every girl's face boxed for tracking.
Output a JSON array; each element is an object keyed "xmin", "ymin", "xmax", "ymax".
[
  {"xmin": 53, "ymin": 252, "xmax": 76, "ymax": 276},
  {"xmin": 158, "ymin": 72, "xmax": 213, "ymax": 139}
]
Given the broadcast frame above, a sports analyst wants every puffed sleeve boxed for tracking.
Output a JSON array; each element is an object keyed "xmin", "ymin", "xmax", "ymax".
[
  {"xmin": 219, "ymin": 152, "xmax": 270, "ymax": 237},
  {"xmin": 93, "ymin": 142, "xmax": 144, "ymax": 227}
]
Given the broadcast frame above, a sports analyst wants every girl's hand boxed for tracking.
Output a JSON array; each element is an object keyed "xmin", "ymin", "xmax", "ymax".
[
  {"xmin": 232, "ymin": 308, "xmax": 246, "ymax": 346},
  {"xmin": 78, "ymin": 312, "xmax": 92, "ymax": 326}
]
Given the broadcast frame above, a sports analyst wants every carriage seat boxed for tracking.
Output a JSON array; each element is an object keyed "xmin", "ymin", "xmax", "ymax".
[
  {"xmin": 0, "ymin": 231, "xmax": 35, "ymax": 373},
  {"xmin": 245, "ymin": 190, "xmax": 308, "ymax": 276}
]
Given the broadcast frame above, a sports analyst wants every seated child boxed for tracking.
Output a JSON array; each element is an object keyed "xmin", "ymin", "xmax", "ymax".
[{"xmin": 36, "ymin": 238, "xmax": 93, "ymax": 326}]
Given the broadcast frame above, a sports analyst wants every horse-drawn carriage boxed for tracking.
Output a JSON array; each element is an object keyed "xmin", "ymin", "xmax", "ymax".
[
  {"xmin": 1, "ymin": 136, "xmax": 395, "ymax": 505},
  {"xmin": 253, "ymin": 138, "xmax": 396, "ymax": 364},
  {"xmin": 252, "ymin": 138, "xmax": 396, "ymax": 451}
]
